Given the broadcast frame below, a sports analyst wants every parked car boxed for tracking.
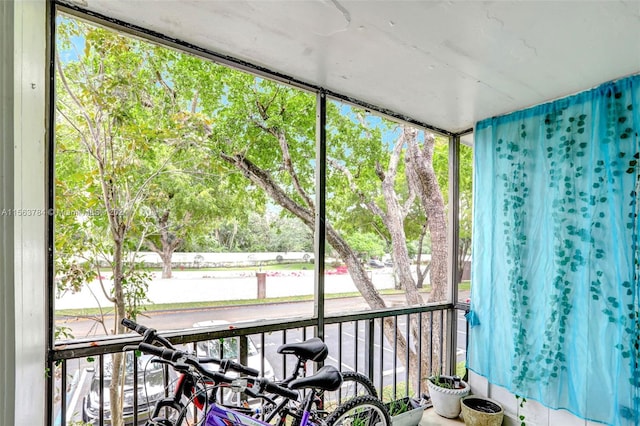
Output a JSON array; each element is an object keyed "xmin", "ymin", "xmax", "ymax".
[
  {"xmin": 368, "ymin": 259, "xmax": 385, "ymax": 268},
  {"xmin": 82, "ymin": 352, "xmax": 171, "ymax": 425}
]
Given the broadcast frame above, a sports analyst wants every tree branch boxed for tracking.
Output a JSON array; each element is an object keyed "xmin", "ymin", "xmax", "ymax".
[
  {"xmin": 275, "ymin": 130, "xmax": 315, "ymax": 209},
  {"xmin": 55, "ymin": 50, "xmax": 99, "ymax": 144},
  {"xmin": 327, "ymin": 157, "xmax": 387, "ymax": 221},
  {"xmin": 92, "ymin": 260, "xmax": 116, "ymax": 304},
  {"xmin": 123, "ymin": 145, "xmax": 182, "ymax": 232},
  {"xmin": 220, "ymin": 152, "xmax": 315, "ymax": 227},
  {"xmin": 55, "ymin": 104, "xmax": 91, "ymax": 149},
  {"xmin": 155, "ymin": 69, "xmax": 177, "ymax": 101},
  {"xmin": 191, "ymin": 90, "xmax": 199, "ymax": 113}
]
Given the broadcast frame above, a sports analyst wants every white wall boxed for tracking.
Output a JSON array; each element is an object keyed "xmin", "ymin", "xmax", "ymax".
[
  {"xmin": 467, "ymin": 371, "xmax": 601, "ymax": 426},
  {"xmin": 0, "ymin": 0, "xmax": 48, "ymax": 425}
]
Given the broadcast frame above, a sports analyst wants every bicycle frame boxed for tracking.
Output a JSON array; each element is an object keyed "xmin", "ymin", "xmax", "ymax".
[
  {"xmin": 186, "ymin": 339, "xmax": 323, "ymax": 424},
  {"xmin": 155, "ymin": 367, "xmax": 322, "ymax": 426},
  {"xmin": 204, "ymin": 391, "xmax": 319, "ymax": 426}
]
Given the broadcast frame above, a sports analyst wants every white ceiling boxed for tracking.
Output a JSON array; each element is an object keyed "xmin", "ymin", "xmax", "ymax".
[{"xmin": 62, "ymin": 0, "xmax": 640, "ymax": 135}]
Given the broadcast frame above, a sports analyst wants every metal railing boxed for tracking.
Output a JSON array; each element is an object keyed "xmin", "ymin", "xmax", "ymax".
[{"xmin": 50, "ymin": 302, "xmax": 463, "ymax": 426}]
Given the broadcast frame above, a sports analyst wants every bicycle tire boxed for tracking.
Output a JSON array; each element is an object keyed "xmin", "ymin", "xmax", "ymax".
[
  {"xmin": 324, "ymin": 395, "xmax": 391, "ymax": 426},
  {"xmin": 274, "ymin": 372, "xmax": 379, "ymax": 426},
  {"xmin": 320, "ymin": 371, "xmax": 378, "ymax": 413}
]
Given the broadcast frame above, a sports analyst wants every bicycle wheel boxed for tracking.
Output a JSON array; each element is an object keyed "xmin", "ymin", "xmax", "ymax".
[
  {"xmin": 324, "ymin": 395, "xmax": 391, "ymax": 426},
  {"xmin": 321, "ymin": 371, "xmax": 378, "ymax": 413}
]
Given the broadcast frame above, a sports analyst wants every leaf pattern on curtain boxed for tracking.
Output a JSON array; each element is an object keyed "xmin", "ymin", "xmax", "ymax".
[{"xmin": 468, "ymin": 74, "xmax": 639, "ymax": 425}]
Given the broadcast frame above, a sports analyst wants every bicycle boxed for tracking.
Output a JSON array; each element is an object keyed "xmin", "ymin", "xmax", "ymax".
[
  {"xmin": 124, "ymin": 318, "xmax": 377, "ymax": 422},
  {"xmin": 121, "ymin": 318, "xmax": 390, "ymax": 426}
]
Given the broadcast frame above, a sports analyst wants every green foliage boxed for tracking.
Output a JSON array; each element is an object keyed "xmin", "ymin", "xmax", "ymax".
[
  {"xmin": 386, "ymin": 397, "xmax": 421, "ymax": 416},
  {"xmin": 458, "ymin": 144, "xmax": 474, "ymax": 249},
  {"xmin": 381, "ymin": 381, "xmax": 413, "ymax": 403},
  {"xmin": 428, "ymin": 373, "xmax": 462, "ymax": 390},
  {"xmin": 516, "ymin": 394, "xmax": 527, "ymax": 426},
  {"xmin": 54, "ymin": 325, "xmax": 74, "ymax": 341},
  {"xmin": 345, "ymin": 232, "xmax": 386, "ymax": 259},
  {"xmin": 56, "ymin": 16, "xmax": 199, "ymax": 340},
  {"xmin": 430, "ymin": 378, "xmax": 453, "ymax": 390},
  {"xmin": 119, "ymin": 265, "xmax": 152, "ymax": 320},
  {"xmin": 52, "ymin": 13, "xmax": 470, "ymax": 426},
  {"xmin": 54, "ymin": 15, "xmax": 468, "ymax": 275},
  {"xmin": 55, "ymin": 256, "xmax": 97, "ymax": 295}
]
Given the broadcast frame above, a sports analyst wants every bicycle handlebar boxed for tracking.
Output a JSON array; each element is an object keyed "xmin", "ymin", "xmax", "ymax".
[
  {"xmin": 137, "ymin": 342, "xmax": 298, "ymax": 400},
  {"xmin": 218, "ymin": 358, "xmax": 260, "ymax": 377},
  {"xmin": 122, "ymin": 317, "xmax": 147, "ymax": 334},
  {"xmin": 138, "ymin": 343, "xmax": 225, "ymax": 382},
  {"xmin": 122, "ymin": 318, "xmax": 263, "ymax": 376},
  {"xmin": 261, "ymin": 379, "xmax": 298, "ymax": 400},
  {"xmin": 123, "ymin": 318, "xmax": 297, "ymax": 400},
  {"xmin": 121, "ymin": 318, "xmax": 174, "ymax": 348},
  {"xmin": 122, "ymin": 318, "xmax": 261, "ymax": 377}
]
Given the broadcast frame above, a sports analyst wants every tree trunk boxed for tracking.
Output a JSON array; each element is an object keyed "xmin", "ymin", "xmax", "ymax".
[
  {"xmin": 109, "ymin": 237, "xmax": 127, "ymax": 426},
  {"xmin": 146, "ymin": 210, "xmax": 184, "ymax": 279},
  {"xmin": 326, "ymin": 223, "xmax": 419, "ymax": 389},
  {"xmin": 458, "ymin": 238, "xmax": 472, "ymax": 284},
  {"xmin": 393, "ymin": 267, "xmax": 401, "ymax": 290},
  {"xmin": 161, "ymin": 252, "xmax": 172, "ymax": 278},
  {"xmin": 404, "ymin": 129, "xmax": 449, "ymax": 386}
]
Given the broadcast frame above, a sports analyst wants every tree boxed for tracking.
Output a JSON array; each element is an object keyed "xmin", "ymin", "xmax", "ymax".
[
  {"xmin": 139, "ymin": 162, "xmax": 221, "ymax": 278},
  {"xmin": 55, "ymin": 19, "xmax": 212, "ymax": 425}
]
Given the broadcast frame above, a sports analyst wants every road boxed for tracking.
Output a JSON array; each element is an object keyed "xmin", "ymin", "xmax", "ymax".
[{"xmin": 57, "ymin": 295, "xmax": 469, "ymax": 424}]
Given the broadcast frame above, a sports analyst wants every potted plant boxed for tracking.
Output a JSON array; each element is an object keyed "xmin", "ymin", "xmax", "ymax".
[
  {"xmin": 384, "ymin": 396, "xmax": 426, "ymax": 426},
  {"xmin": 460, "ymin": 395, "xmax": 504, "ymax": 426},
  {"xmin": 427, "ymin": 374, "xmax": 470, "ymax": 419}
]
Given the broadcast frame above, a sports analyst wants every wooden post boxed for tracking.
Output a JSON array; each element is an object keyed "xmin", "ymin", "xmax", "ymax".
[{"xmin": 256, "ymin": 272, "xmax": 266, "ymax": 299}]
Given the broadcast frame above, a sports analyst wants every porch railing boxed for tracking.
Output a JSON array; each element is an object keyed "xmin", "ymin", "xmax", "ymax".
[{"xmin": 50, "ymin": 302, "xmax": 465, "ymax": 426}]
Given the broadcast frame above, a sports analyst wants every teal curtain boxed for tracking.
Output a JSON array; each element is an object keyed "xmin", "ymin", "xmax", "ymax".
[{"xmin": 468, "ymin": 74, "xmax": 640, "ymax": 425}]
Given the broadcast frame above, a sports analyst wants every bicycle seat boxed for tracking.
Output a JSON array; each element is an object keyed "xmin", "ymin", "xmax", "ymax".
[
  {"xmin": 277, "ymin": 337, "xmax": 328, "ymax": 362},
  {"xmin": 288, "ymin": 365, "xmax": 343, "ymax": 391}
]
